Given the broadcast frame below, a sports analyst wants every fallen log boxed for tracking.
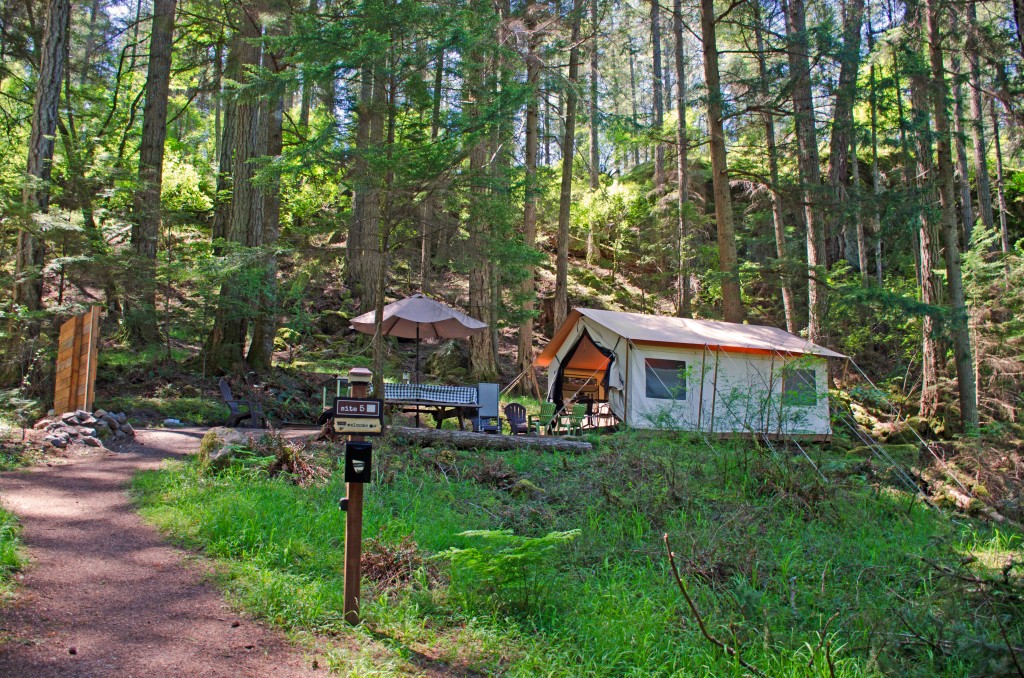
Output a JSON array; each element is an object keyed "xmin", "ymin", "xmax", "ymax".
[{"xmin": 387, "ymin": 426, "xmax": 593, "ymax": 453}]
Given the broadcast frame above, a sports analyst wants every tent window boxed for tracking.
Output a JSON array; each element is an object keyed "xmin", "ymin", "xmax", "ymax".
[
  {"xmin": 645, "ymin": 359, "xmax": 686, "ymax": 400},
  {"xmin": 782, "ymin": 368, "xmax": 817, "ymax": 406}
]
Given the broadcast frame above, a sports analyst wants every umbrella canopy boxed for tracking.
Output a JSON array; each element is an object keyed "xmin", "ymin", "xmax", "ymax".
[{"xmin": 350, "ymin": 294, "xmax": 487, "ymax": 339}]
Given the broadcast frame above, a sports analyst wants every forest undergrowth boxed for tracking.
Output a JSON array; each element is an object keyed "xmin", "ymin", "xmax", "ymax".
[{"xmin": 132, "ymin": 428, "xmax": 1024, "ymax": 676}]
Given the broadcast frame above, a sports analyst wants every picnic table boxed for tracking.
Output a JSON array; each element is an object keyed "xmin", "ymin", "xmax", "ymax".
[{"xmin": 381, "ymin": 383, "xmax": 481, "ymax": 430}]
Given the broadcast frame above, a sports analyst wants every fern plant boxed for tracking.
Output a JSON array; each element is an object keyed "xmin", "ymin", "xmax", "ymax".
[{"xmin": 435, "ymin": 529, "xmax": 580, "ymax": 616}]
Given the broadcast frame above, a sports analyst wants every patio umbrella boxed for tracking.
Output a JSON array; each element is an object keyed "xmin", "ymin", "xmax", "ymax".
[{"xmin": 349, "ymin": 294, "xmax": 487, "ymax": 384}]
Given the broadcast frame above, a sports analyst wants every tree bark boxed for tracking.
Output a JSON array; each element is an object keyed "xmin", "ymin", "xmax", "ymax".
[
  {"xmin": 203, "ymin": 8, "xmax": 266, "ymax": 372},
  {"xmin": 966, "ymin": 2, "xmax": 994, "ymax": 233},
  {"xmin": 247, "ymin": 15, "xmax": 288, "ymax": 371},
  {"xmin": 586, "ymin": 0, "xmax": 600, "ymax": 265},
  {"xmin": 783, "ymin": 0, "xmax": 826, "ymax": 342},
  {"xmin": 673, "ymin": 0, "xmax": 693, "ymax": 318},
  {"xmin": 517, "ymin": 0, "xmax": 542, "ymax": 393},
  {"xmin": 700, "ymin": 0, "xmax": 744, "ymax": 323},
  {"xmin": 754, "ymin": 1, "xmax": 795, "ymax": 332},
  {"xmin": 991, "ymin": 96, "xmax": 1010, "ymax": 254},
  {"xmin": 126, "ymin": 0, "xmax": 177, "ymax": 345},
  {"xmin": 926, "ymin": 0, "xmax": 979, "ymax": 433},
  {"xmin": 553, "ymin": 0, "xmax": 582, "ymax": 331},
  {"xmin": 948, "ymin": 13, "xmax": 974, "ymax": 247},
  {"xmin": 906, "ymin": 1, "xmax": 944, "ymax": 421},
  {"xmin": 827, "ymin": 0, "xmax": 866, "ymax": 269},
  {"xmin": 14, "ymin": 0, "xmax": 70, "ymax": 315},
  {"xmin": 650, "ymin": 0, "xmax": 665, "ymax": 188}
]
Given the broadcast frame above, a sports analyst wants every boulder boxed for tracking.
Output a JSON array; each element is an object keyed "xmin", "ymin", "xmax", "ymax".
[
  {"xmin": 93, "ymin": 409, "xmax": 108, "ymax": 419},
  {"xmin": 198, "ymin": 427, "xmax": 252, "ymax": 470},
  {"xmin": 33, "ymin": 419, "xmax": 51, "ymax": 430},
  {"xmin": 121, "ymin": 423, "xmax": 135, "ymax": 437},
  {"xmin": 115, "ymin": 412, "xmax": 128, "ymax": 425},
  {"xmin": 94, "ymin": 422, "xmax": 111, "ymax": 439},
  {"xmin": 76, "ymin": 427, "xmax": 97, "ymax": 438},
  {"xmin": 100, "ymin": 414, "xmax": 120, "ymax": 430},
  {"xmin": 114, "ymin": 430, "xmax": 127, "ymax": 439},
  {"xmin": 80, "ymin": 436, "xmax": 103, "ymax": 448},
  {"xmin": 425, "ymin": 340, "xmax": 471, "ymax": 383},
  {"xmin": 61, "ymin": 412, "xmax": 79, "ymax": 425},
  {"xmin": 43, "ymin": 434, "xmax": 68, "ymax": 449}
]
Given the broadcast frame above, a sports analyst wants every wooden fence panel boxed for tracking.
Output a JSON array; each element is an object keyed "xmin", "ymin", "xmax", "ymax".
[{"xmin": 53, "ymin": 306, "xmax": 101, "ymax": 415}]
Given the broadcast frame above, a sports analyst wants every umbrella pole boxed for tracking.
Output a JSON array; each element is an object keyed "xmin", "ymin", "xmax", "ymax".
[{"xmin": 415, "ymin": 325, "xmax": 421, "ymax": 428}]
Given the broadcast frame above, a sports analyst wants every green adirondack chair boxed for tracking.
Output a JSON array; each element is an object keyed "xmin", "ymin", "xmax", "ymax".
[
  {"xmin": 563, "ymin": 403, "xmax": 588, "ymax": 435},
  {"xmin": 529, "ymin": 401, "xmax": 557, "ymax": 435}
]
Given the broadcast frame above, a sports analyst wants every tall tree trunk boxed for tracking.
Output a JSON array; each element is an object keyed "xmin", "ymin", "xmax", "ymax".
[
  {"xmin": 783, "ymin": 0, "xmax": 826, "ymax": 341},
  {"xmin": 586, "ymin": 0, "xmax": 600, "ymax": 265},
  {"xmin": 553, "ymin": 0, "xmax": 582, "ymax": 330},
  {"xmin": 517, "ymin": 0, "xmax": 542, "ymax": 391},
  {"xmin": 418, "ymin": 46, "xmax": 446, "ymax": 292},
  {"xmin": 949, "ymin": 13, "xmax": 974, "ymax": 247},
  {"xmin": 247, "ymin": 15, "xmax": 288, "ymax": 371},
  {"xmin": 991, "ymin": 95, "xmax": 1010, "ymax": 254},
  {"xmin": 701, "ymin": 0, "xmax": 744, "ymax": 323},
  {"xmin": 851, "ymin": 132, "xmax": 868, "ymax": 281},
  {"xmin": 628, "ymin": 40, "xmax": 639, "ymax": 168},
  {"xmin": 203, "ymin": 8, "xmax": 266, "ymax": 372},
  {"xmin": 673, "ymin": 0, "xmax": 693, "ymax": 318},
  {"xmin": 650, "ymin": 0, "xmax": 665, "ymax": 188},
  {"xmin": 754, "ymin": 0, "xmax": 795, "ymax": 332},
  {"xmin": 126, "ymin": 0, "xmax": 177, "ymax": 345},
  {"xmin": 827, "ymin": 0, "xmax": 866, "ymax": 268},
  {"xmin": 926, "ymin": 0, "xmax": 979, "ymax": 432},
  {"xmin": 466, "ymin": 2, "xmax": 499, "ymax": 380},
  {"xmin": 14, "ymin": 0, "xmax": 70, "ymax": 316},
  {"xmin": 966, "ymin": 2, "xmax": 994, "ymax": 232},
  {"xmin": 346, "ymin": 63, "xmax": 385, "ymax": 313},
  {"xmin": 870, "ymin": 46, "xmax": 883, "ymax": 285},
  {"xmin": 906, "ymin": 1, "xmax": 944, "ymax": 421}
]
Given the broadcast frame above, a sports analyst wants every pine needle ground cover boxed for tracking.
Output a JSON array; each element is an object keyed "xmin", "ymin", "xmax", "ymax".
[{"xmin": 131, "ymin": 433, "xmax": 1024, "ymax": 676}]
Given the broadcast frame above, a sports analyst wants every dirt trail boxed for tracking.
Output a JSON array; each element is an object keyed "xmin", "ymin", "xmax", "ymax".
[{"xmin": 0, "ymin": 428, "xmax": 322, "ymax": 677}]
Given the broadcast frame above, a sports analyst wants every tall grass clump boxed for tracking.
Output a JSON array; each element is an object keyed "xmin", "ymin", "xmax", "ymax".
[{"xmin": 0, "ymin": 508, "xmax": 26, "ymax": 599}]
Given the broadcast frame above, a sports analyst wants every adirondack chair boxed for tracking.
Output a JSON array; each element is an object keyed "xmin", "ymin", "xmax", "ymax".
[
  {"xmin": 503, "ymin": 403, "xmax": 529, "ymax": 435},
  {"xmin": 529, "ymin": 401, "xmax": 557, "ymax": 435},
  {"xmin": 562, "ymin": 403, "xmax": 588, "ymax": 436},
  {"xmin": 219, "ymin": 378, "xmax": 266, "ymax": 428},
  {"xmin": 471, "ymin": 383, "xmax": 502, "ymax": 434}
]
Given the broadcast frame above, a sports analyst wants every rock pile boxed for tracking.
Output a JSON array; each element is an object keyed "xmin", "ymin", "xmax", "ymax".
[{"xmin": 35, "ymin": 409, "xmax": 136, "ymax": 449}]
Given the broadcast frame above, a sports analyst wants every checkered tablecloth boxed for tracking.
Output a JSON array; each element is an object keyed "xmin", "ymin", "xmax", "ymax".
[{"xmin": 381, "ymin": 383, "xmax": 478, "ymax": 405}]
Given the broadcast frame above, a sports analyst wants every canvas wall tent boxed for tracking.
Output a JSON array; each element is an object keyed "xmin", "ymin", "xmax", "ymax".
[{"xmin": 534, "ymin": 309, "xmax": 846, "ymax": 438}]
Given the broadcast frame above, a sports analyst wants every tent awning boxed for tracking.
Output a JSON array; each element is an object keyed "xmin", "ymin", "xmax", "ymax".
[{"xmin": 535, "ymin": 308, "xmax": 846, "ymax": 367}]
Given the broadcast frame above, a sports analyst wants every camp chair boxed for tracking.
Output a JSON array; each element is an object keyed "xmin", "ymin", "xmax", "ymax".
[
  {"xmin": 471, "ymin": 383, "xmax": 502, "ymax": 434},
  {"xmin": 561, "ymin": 403, "xmax": 588, "ymax": 436},
  {"xmin": 219, "ymin": 378, "xmax": 266, "ymax": 428},
  {"xmin": 529, "ymin": 401, "xmax": 557, "ymax": 435},
  {"xmin": 503, "ymin": 403, "xmax": 529, "ymax": 435}
]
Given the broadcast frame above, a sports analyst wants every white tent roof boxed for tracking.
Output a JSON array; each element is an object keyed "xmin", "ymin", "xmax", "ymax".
[{"xmin": 536, "ymin": 308, "xmax": 845, "ymax": 366}]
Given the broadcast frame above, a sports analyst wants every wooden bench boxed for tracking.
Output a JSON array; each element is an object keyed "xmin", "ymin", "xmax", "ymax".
[{"xmin": 218, "ymin": 378, "xmax": 266, "ymax": 428}]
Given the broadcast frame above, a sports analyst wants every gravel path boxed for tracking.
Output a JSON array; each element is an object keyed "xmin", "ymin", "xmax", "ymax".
[{"xmin": 0, "ymin": 428, "xmax": 323, "ymax": 677}]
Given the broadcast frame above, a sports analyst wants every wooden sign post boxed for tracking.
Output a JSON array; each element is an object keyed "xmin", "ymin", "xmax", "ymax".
[
  {"xmin": 341, "ymin": 367, "xmax": 374, "ymax": 625},
  {"xmin": 54, "ymin": 306, "xmax": 101, "ymax": 415}
]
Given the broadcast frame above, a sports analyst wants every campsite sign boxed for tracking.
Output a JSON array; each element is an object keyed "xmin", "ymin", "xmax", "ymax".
[{"xmin": 332, "ymin": 397, "xmax": 383, "ymax": 435}]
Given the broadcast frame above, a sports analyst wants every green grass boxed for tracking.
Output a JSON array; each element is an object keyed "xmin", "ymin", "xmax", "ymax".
[
  {"xmin": 131, "ymin": 431, "xmax": 1023, "ymax": 676},
  {"xmin": 0, "ymin": 508, "xmax": 26, "ymax": 600},
  {"xmin": 97, "ymin": 395, "xmax": 230, "ymax": 426}
]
